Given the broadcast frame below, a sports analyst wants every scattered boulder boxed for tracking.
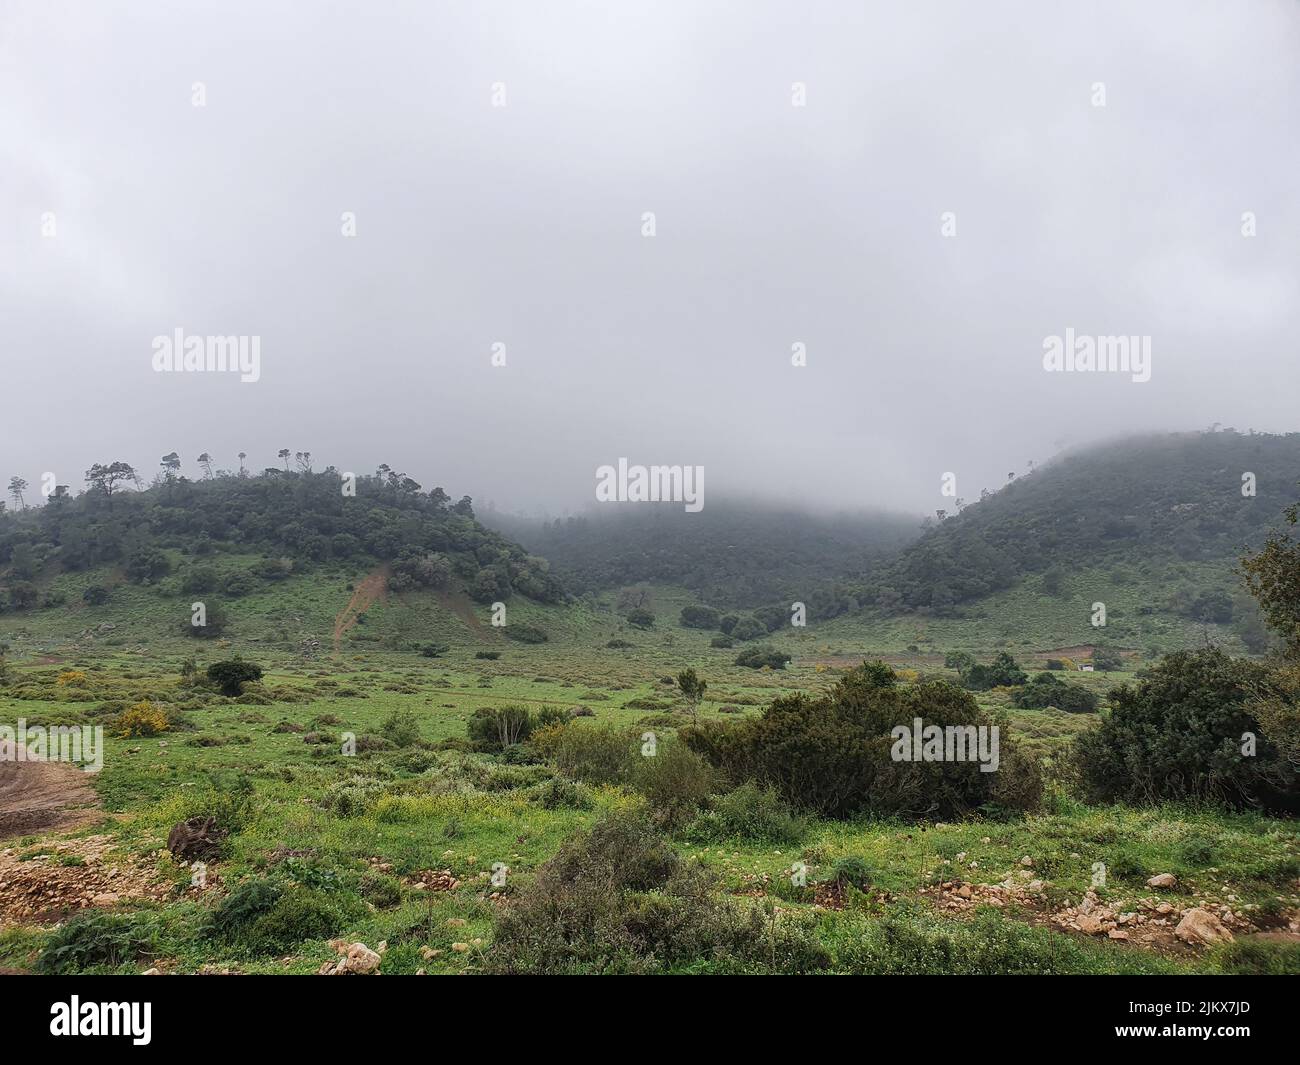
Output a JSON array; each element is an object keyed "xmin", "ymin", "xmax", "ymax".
[
  {"xmin": 1175, "ymin": 907, "xmax": 1234, "ymax": 946},
  {"xmin": 1146, "ymin": 873, "xmax": 1177, "ymax": 889},
  {"xmin": 1076, "ymin": 913, "xmax": 1106, "ymax": 936},
  {"xmin": 319, "ymin": 940, "xmax": 383, "ymax": 975}
]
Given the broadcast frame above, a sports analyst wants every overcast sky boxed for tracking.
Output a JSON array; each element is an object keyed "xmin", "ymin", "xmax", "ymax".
[{"xmin": 3, "ymin": 0, "xmax": 1298, "ymax": 517}]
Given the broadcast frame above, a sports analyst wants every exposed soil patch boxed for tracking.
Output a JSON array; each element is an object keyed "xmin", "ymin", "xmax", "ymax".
[
  {"xmin": 433, "ymin": 589, "xmax": 488, "ymax": 635},
  {"xmin": 333, "ymin": 565, "xmax": 390, "ymax": 655},
  {"xmin": 0, "ymin": 745, "xmax": 102, "ymax": 839},
  {"xmin": 0, "ymin": 834, "xmax": 171, "ymax": 925}
]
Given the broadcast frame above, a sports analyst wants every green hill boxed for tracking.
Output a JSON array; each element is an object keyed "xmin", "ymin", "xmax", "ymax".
[
  {"xmin": 864, "ymin": 431, "xmax": 1300, "ymax": 624},
  {"xmin": 0, "ymin": 464, "xmax": 566, "ymax": 657}
]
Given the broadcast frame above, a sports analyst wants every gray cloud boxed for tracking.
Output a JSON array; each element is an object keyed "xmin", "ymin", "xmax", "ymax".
[{"xmin": 3, "ymin": 0, "xmax": 1297, "ymax": 515}]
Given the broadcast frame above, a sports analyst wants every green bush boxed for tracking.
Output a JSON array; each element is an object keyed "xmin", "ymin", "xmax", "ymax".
[
  {"xmin": 204, "ymin": 878, "xmax": 360, "ymax": 956},
  {"xmin": 682, "ymin": 661, "xmax": 1039, "ymax": 820},
  {"xmin": 482, "ymin": 810, "xmax": 829, "ymax": 975},
  {"xmin": 1013, "ymin": 673, "xmax": 1098, "ymax": 713},
  {"xmin": 467, "ymin": 704, "xmax": 537, "ymax": 751},
  {"xmin": 380, "ymin": 707, "xmax": 421, "ymax": 747},
  {"xmin": 684, "ymin": 782, "xmax": 807, "ymax": 844},
  {"xmin": 679, "ymin": 604, "xmax": 722, "ymax": 629},
  {"xmin": 829, "ymin": 855, "xmax": 875, "ymax": 892},
  {"xmin": 960, "ymin": 652, "xmax": 1027, "ymax": 691},
  {"xmin": 729, "ymin": 616, "xmax": 766, "ymax": 641},
  {"xmin": 734, "ymin": 645, "xmax": 792, "ymax": 670},
  {"xmin": 1073, "ymin": 648, "xmax": 1297, "ymax": 811},
  {"xmin": 554, "ymin": 722, "xmax": 635, "ymax": 785},
  {"xmin": 37, "ymin": 911, "xmax": 162, "ymax": 974},
  {"xmin": 628, "ymin": 736, "xmax": 716, "ymax": 827}
]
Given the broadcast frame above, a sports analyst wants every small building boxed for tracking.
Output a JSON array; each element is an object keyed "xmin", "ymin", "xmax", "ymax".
[{"xmin": 1079, "ymin": 664, "xmax": 1094, "ymax": 672}]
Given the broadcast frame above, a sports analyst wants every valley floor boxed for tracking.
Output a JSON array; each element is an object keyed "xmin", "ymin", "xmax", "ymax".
[{"xmin": 0, "ymin": 576, "xmax": 1296, "ymax": 975}]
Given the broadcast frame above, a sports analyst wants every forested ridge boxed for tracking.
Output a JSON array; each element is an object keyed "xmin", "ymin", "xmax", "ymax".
[
  {"xmin": 864, "ymin": 431, "xmax": 1300, "ymax": 614},
  {"xmin": 0, "ymin": 458, "xmax": 566, "ymax": 612}
]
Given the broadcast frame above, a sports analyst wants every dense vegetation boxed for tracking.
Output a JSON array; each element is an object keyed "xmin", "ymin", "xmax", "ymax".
[
  {"xmin": 0, "ymin": 456, "xmax": 566, "ymax": 613},
  {"xmin": 863, "ymin": 431, "xmax": 1300, "ymax": 615},
  {"xmin": 487, "ymin": 501, "xmax": 918, "ymax": 611}
]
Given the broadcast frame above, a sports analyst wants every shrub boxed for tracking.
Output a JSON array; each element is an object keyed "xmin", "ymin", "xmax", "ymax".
[
  {"xmin": 1073, "ymin": 648, "xmax": 1297, "ymax": 811},
  {"xmin": 360, "ymin": 871, "xmax": 402, "ymax": 909},
  {"xmin": 606, "ymin": 639, "xmax": 633, "ymax": 649},
  {"xmin": 960, "ymin": 652, "xmax": 1027, "ymax": 691},
  {"xmin": 684, "ymin": 782, "xmax": 807, "ymax": 844},
  {"xmin": 82, "ymin": 585, "xmax": 111, "ymax": 606},
  {"xmin": 729, "ymin": 616, "xmax": 766, "ymax": 641},
  {"xmin": 221, "ymin": 570, "xmax": 259, "ymax": 598},
  {"xmin": 482, "ymin": 810, "xmax": 830, "ymax": 975},
  {"xmin": 380, "ymin": 707, "xmax": 421, "ymax": 747},
  {"xmin": 829, "ymin": 855, "xmax": 875, "ymax": 892},
  {"xmin": 37, "ymin": 911, "xmax": 161, "ymax": 974},
  {"xmin": 679, "ymin": 604, "xmax": 722, "ymax": 629},
  {"xmin": 682, "ymin": 661, "xmax": 1039, "ymax": 820},
  {"xmin": 1091, "ymin": 645, "xmax": 1125, "ymax": 671},
  {"xmin": 475, "ymin": 651, "xmax": 501, "ymax": 660},
  {"xmin": 628, "ymin": 736, "xmax": 716, "ymax": 827},
  {"xmin": 1013, "ymin": 673, "xmax": 1098, "ymax": 713},
  {"xmin": 626, "ymin": 608, "xmax": 655, "ymax": 629},
  {"xmin": 734, "ymin": 646, "xmax": 792, "ymax": 670},
  {"xmin": 113, "ymin": 701, "xmax": 169, "ymax": 738},
  {"xmin": 710, "ymin": 634, "xmax": 734, "ymax": 649},
  {"xmin": 205, "ymin": 878, "xmax": 360, "ymax": 956},
  {"xmin": 554, "ymin": 722, "xmax": 635, "ymax": 785},
  {"xmin": 419, "ymin": 642, "xmax": 450, "ymax": 658},
  {"xmin": 468, "ymin": 704, "xmax": 536, "ymax": 751},
  {"xmin": 206, "ymin": 659, "xmax": 263, "ymax": 696}
]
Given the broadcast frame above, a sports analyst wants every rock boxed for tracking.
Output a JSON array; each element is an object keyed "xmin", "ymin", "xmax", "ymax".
[
  {"xmin": 451, "ymin": 942, "xmax": 469, "ymax": 952},
  {"xmin": 166, "ymin": 816, "xmax": 228, "ymax": 862},
  {"xmin": 92, "ymin": 892, "xmax": 120, "ymax": 906},
  {"xmin": 1020, "ymin": 856, "xmax": 1033, "ymax": 867},
  {"xmin": 1156, "ymin": 902, "xmax": 1173, "ymax": 915},
  {"xmin": 955, "ymin": 884, "xmax": 972, "ymax": 899},
  {"xmin": 1107, "ymin": 930, "xmax": 1129, "ymax": 941},
  {"xmin": 320, "ymin": 940, "xmax": 382, "ymax": 974},
  {"xmin": 1147, "ymin": 873, "xmax": 1177, "ymax": 889},
  {"xmin": 1175, "ymin": 908, "xmax": 1234, "ymax": 946},
  {"xmin": 1076, "ymin": 913, "xmax": 1106, "ymax": 936}
]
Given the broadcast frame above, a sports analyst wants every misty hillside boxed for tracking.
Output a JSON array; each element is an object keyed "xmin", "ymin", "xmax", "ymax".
[
  {"xmin": 485, "ymin": 503, "xmax": 920, "ymax": 608},
  {"xmin": 865, "ymin": 430, "xmax": 1300, "ymax": 615},
  {"xmin": 0, "ymin": 463, "xmax": 567, "ymax": 615}
]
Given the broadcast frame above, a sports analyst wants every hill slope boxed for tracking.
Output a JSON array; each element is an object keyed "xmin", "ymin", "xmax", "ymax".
[
  {"xmin": 865, "ymin": 431, "xmax": 1300, "ymax": 624},
  {"xmin": 486, "ymin": 502, "xmax": 919, "ymax": 610}
]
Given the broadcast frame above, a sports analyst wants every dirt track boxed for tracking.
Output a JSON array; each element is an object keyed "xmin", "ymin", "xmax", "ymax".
[
  {"xmin": 333, "ymin": 565, "xmax": 390, "ymax": 655},
  {"xmin": 0, "ymin": 745, "xmax": 101, "ymax": 840}
]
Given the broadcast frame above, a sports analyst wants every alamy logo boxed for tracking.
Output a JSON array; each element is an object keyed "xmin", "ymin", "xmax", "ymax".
[
  {"xmin": 0, "ymin": 720, "xmax": 103, "ymax": 772},
  {"xmin": 595, "ymin": 459, "xmax": 704, "ymax": 512},
  {"xmin": 1042, "ymin": 328, "xmax": 1150, "ymax": 383},
  {"xmin": 151, "ymin": 328, "xmax": 261, "ymax": 382},
  {"xmin": 50, "ymin": 997, "xmax": 151, "ymax": 1045},
  {"xmin": 890, "ymin": 718, "xmax": 999, "ymax": 773}
]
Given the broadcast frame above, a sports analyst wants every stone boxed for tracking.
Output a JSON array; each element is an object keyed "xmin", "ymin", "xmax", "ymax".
[
  {"xmin": 1147, "ymin": 873, "xmax": 1177, "ymax": 889},
  {"xmin": 1175, "ymin": 908, "xmax": 1234, "ymax": 946}
]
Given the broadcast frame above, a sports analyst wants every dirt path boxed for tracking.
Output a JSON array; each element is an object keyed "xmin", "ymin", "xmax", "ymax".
[
  {"xmin": 333, "ymin": 565, "xmax": 390, "ymax": 655},
  {"xmin": 0, "ymin": 745, "xmax": 101, "ymax": 840}
]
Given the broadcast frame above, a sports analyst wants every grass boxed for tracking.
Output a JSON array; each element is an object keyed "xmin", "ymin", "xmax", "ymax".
[{"xmin": 0, "ymin": 568, "xmax": 1294, "ymax": 975}]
